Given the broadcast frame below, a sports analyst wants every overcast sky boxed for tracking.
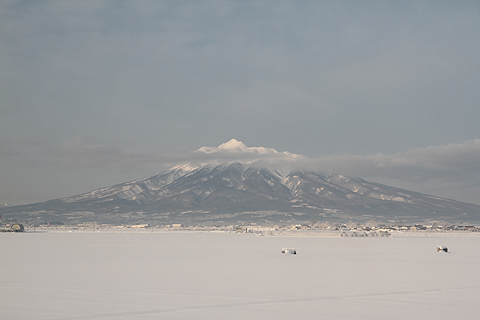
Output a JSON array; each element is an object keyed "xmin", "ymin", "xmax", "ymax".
[{"xmin": 1, "ymin": 1, "xmax": 480, "ymax": 206}]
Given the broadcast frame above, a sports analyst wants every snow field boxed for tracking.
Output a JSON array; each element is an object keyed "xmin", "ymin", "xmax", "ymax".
[{"xmin": 1, "ymin": 231, "xmax": 479, "ymax": 319}]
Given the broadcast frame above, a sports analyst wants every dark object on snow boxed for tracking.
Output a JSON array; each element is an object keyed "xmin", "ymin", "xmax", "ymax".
[
  {"xmin": 281, "ymin": 247, "xmax": 296, "ymax": 254},
  {"xmin": 437, "ymin": 245, "xmax": 448, "ymax": 252},
  {"xmin": 11, "ymin": 223, "xmax": 24, "ymax": 232},
  {"xmin": 0, "ymin": 223, "xmax": 24, "ymax": 232}
]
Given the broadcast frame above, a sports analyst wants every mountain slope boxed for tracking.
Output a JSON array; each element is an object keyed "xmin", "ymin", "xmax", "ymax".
[{"xmin": 2, "ymin": 161, "xmax": 480, "ymax": 225}]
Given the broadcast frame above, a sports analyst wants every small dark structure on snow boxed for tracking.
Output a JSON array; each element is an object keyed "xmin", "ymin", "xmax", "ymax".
[
  {"xmin": 11, "ymin": 223, "xmax": 24, "ymax": 232},
  {"xmin": 437, "ymin": 245, "xmax": 448, "ymax": 253},
  {"xmin": 281, "ymin": 247, "xmax": 296, "ymax": 254},
  {"xmin": 0, "ymin": 223, "xmax": 24, "ymax": 232}
]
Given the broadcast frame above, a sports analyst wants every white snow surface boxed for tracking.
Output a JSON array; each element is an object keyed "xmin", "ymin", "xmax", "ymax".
[{"xmin": 2, "ymin": 231, "xmax": 480, "ymax": 319}]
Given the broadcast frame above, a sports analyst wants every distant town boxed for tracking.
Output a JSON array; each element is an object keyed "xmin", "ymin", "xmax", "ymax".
[{"xmin": 2, "ymin": 219, "xmax": 479, "ymax": 234}]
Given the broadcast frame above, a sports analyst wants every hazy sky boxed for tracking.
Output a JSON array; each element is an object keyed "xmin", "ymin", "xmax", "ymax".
[{"xmin": 1, "ymin": 1, "xmax": 480, "ymax": 206}]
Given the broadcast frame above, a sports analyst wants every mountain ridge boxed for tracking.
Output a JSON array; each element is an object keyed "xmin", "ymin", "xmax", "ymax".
[{"xmin": 2, "ymin": 159, "xmax": 480, "ymax": 225}]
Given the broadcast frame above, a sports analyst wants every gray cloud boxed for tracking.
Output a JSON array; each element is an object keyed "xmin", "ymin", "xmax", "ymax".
[{"xmin": 308, "ymin": 139, "xmax": 480, "ymax": 179}]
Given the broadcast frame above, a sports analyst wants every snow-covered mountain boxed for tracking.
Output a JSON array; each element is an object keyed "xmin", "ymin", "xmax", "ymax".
[{"xmin": 2, "ymin": 140, "xmax": 480, "ymax": 225}]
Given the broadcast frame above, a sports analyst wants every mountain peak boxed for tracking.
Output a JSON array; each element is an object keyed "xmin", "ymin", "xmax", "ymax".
[
  {"xmin": 197, "ymin": 139, "xmax": 250, "ymax": 154},
  {"xmin": 217, "ymin": 139, "xmax": 248, "ymax": 151},
  {"xmin": 196, "ymin": 139, "xmax": 300, "ymax": 158}
]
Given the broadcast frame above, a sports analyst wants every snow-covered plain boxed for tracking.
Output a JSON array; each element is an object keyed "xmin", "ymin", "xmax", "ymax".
[{"xmin": 2, "ymin": 231, "xmax": 480, "ymax": 319}]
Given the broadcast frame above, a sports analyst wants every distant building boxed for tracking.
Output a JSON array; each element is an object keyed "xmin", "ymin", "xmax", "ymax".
[
  {"xmin": 131, "ymin": 224, "xmax": 149, "ymax": 228},
  {"xmin": 1, "ymin": 223, "xmax": 24, "ymax": 232}
]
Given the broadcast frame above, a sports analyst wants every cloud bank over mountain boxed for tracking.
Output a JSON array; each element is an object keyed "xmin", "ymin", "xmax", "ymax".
[{"xmin": 306, "ymin": 140, "xmax": 480, "ymax": 204}]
